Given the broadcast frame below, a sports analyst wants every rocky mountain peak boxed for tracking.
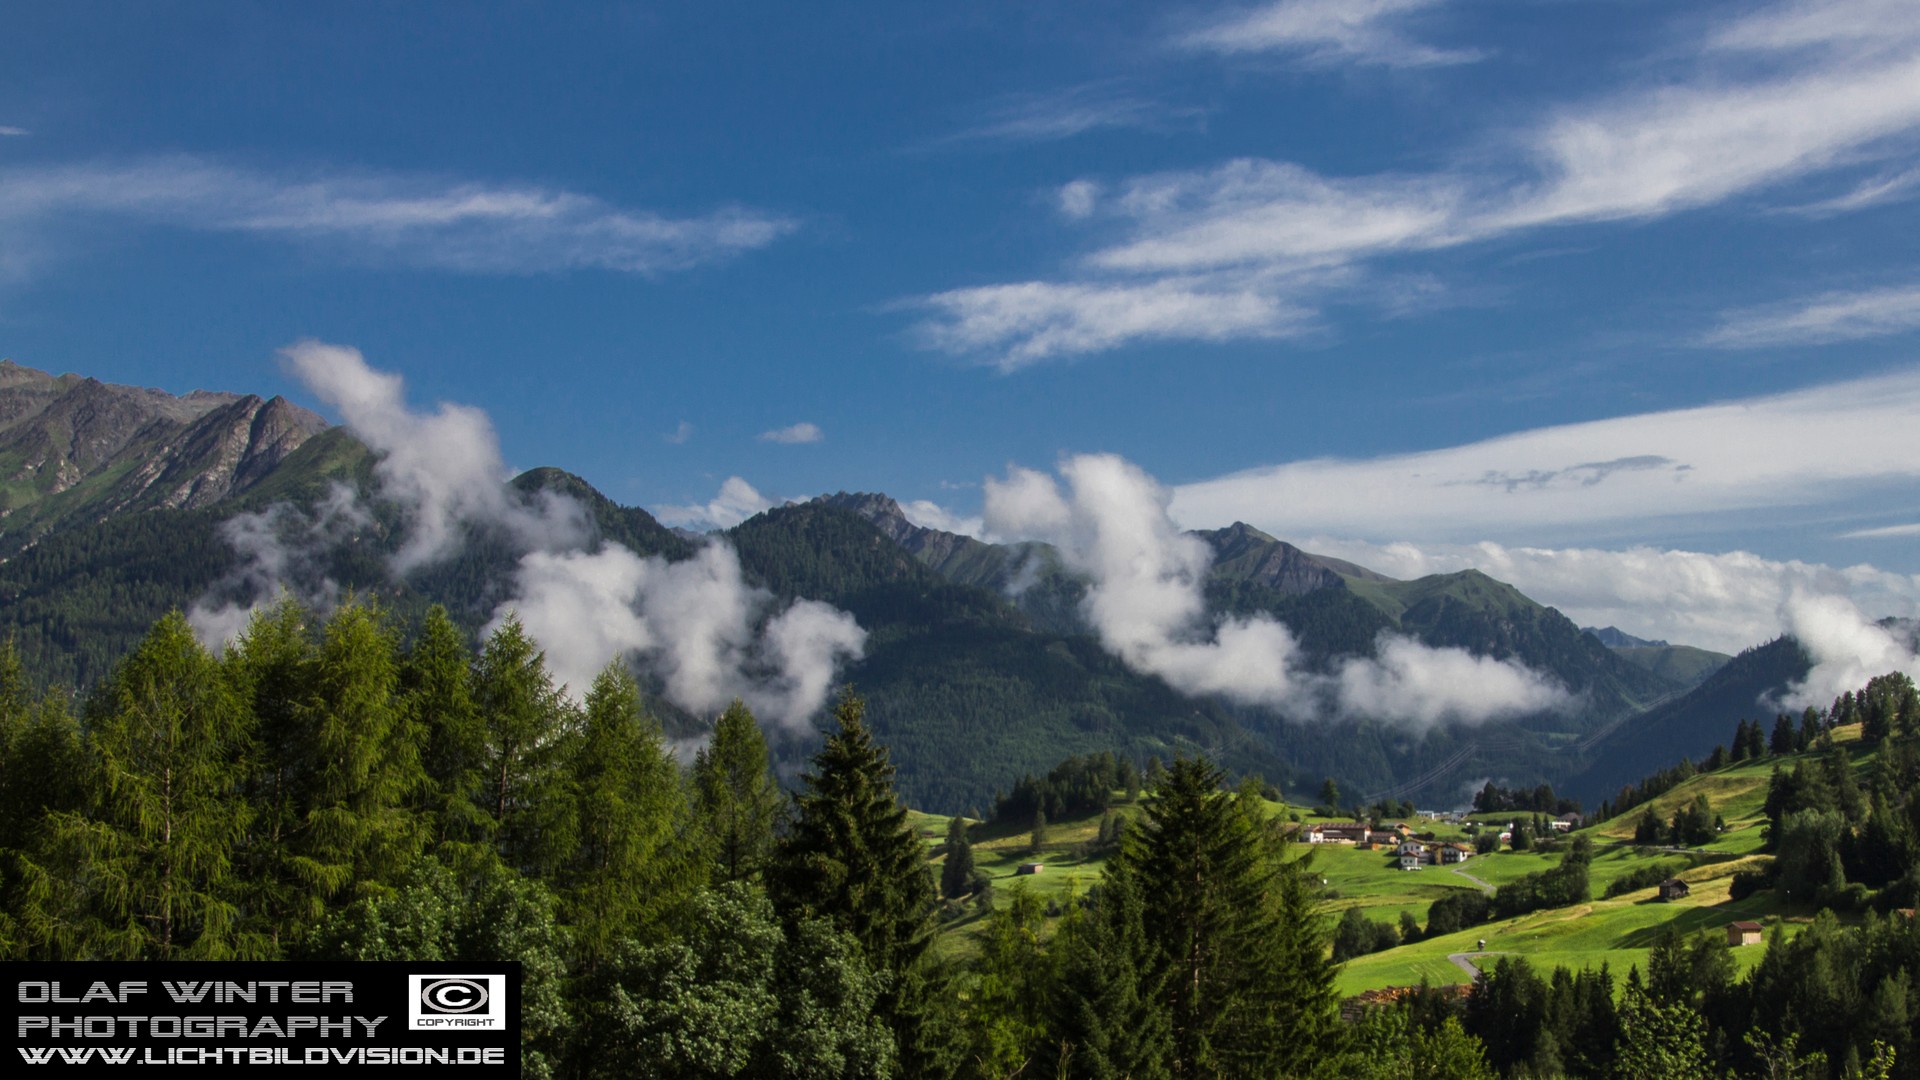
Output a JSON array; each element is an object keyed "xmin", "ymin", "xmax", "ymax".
[{"xmin": 0, "ymin": 363, "xmax": 329, "ymax": 553}]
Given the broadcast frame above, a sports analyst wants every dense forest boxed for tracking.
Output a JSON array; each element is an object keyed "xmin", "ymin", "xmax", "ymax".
[{"xmin": 3, "ymin": 600, "xmax": 1917, "ymax": 1077}]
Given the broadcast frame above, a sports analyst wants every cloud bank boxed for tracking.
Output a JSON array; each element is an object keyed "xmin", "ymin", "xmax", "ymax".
[
  {"xmin": 193, "ymin": 343, "xmax": 863, "ymax": 728},
  {"xmin": 984, "ymin": 453, "xmax": 1567, "ymax": 727},
  {"xmin": 1169, "ymin": 368, "xmax": 1920, "ymax": 546}
]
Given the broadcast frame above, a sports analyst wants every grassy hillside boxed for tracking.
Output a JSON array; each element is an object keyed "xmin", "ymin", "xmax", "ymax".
[{"xmin": 926, "ymin": 724, "xmax": 1890, "ymax": 998}]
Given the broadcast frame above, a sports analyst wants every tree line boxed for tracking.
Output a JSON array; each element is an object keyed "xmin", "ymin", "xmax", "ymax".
[{"xmin": 0, "ymin": 598, "xmax": 1352, "ymax": 1079}]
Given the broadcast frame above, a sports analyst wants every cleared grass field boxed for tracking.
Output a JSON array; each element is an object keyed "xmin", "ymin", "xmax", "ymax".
[
  {"xmin": 917, "ymin": 735, "xmax": 1861, "ymax": 982},
  {"xmin": 1336, "ymin": 854, "xmax": 1785, "ymax": 996}
]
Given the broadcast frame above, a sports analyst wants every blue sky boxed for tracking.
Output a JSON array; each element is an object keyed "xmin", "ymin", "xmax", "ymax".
[{"xmin": 4, "ymin": 0, "xmax": 1920, "ymax": 651}]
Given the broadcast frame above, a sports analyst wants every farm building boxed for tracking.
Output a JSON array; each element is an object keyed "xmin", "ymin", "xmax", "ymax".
[
  {"xmin": 1658, "ymin": 878, "xmax": 1691, "ymax": 901},
  {"xmin": 1728, "ymin": 921, "xmax": 1764, "ymax": 946}
]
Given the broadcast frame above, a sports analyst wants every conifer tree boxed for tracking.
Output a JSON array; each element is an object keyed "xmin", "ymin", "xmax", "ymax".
[
  {"xmin": 1132, "ymin": 758, "xmax": 1335, "ymax": 1077},
  {"xmin": 472, "ymin": 615, "xmax": 577, "ymax": 877},
  {"xmin": 564, "ymin": 662, "xmax": 694, "ymax": 969},
  {"xmin": 401, "ymin": 605, "xmax": 490, "ymax": 856},
  {"xmin": 37, "ymin": 612, "xmax": 262, "ymax": 959},
  {"xmin": 769, "ymin": 687, "xmax": 942, "ymax": 1072},
  {"xmin": 691, "ymin": 699, "xmax": 783, "ymax": 885},
  {"xmin": 293, "ymin": 598, "xmax": 426, "ymax": 909},
  {"xmin": 0, "ymin": 640, "xmax": 83, "ymax": 958},
  {"xmin": 1050, "ymin": 861, "xmax": 1172, "ymax": 1080},
  {"xmin": 940, "ymin": 816, "xmax": 975, "ymax": 900}
]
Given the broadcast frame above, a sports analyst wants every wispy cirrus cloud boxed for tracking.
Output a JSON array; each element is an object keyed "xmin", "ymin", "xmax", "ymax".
[
  {"xmin": 1701, "ymin": 283, "xmax": 1920, "ymax": 347},
  {"xmin": 1182, "ymin": 0, "xmax": 1480, "ymax": 69},
  {"xmin": 920, "ymin": 0, "xmax": 1920, "ymax": 364},
  {"xmin": 1169, "ymin": 366, "xmax": 1920, "ymax": 547},
  {"xmin": 938, "ymin": 82, "xmax": 1206, "ymax": 146},
  {"xmin": 758, "ymin": 421, "xmax": 823, "ymax": 444},
  {"xmin": 0, "ymin": 156, "xmax": 796, "ymax": 277},
  {"xmin": 1840, "ymin": 522, "xmax": 1920, "ymax": 540},
  {"xmin": 0, "ymin": 127, "xmax": 27, "ymax": 137},
  {"xmin": 919, "ymin": 273, "xmax": 1319, "ymax": 370}
]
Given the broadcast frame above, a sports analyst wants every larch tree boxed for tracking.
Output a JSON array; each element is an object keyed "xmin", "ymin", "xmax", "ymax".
[
  {"xmin": 472, "ymin": 614, "xmax": 578, "ymax": 878},
  {"xmin": 691, "ymin": 699, "xmax": 783, "ymax": 885},
  {"xmin": 293, "ymin": 598, "xmax": 426, "ymax": 910},
  {"xmin": 564, "ymin": 662, "xmax": 696, "ymax": 970},
  {"xmin": 39, "ymin": 612, "xmax": 262, "ymax": 959},
  {"xmin": 401, "ymin": 604, "xmax": 490, "ymax": 858}
]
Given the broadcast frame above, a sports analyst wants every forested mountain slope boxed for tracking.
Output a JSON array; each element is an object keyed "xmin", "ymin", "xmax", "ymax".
[{"xmin": 0, "ymin": 371, "xmax": 1818, "ymax": 813}]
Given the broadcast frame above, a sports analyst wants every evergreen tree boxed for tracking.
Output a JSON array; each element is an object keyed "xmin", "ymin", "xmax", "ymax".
[
  {"xmin": 940, "ymin": 816, "xmax": 975, "ymax": 900},
  {"xmin": 769, "ymin": 687, "xmax": 941, "ymax": 1072},
  {"xmin": 0, "ymin": 640, "xmax": 83, "ymax": 959},
  {"xmin": 34, "ymin": 612, "xmax": 262, "ymax": 959},
  {"xmin": 472, "ymin": 615, "xmax": 577, "ymax": 877},
  {"xmin": 1030, "ymin": 807, "xmax": 1050, "ymax": 853},
  {"xmin": 1771, "ymin": 713, "xmax": 1797, "ymax": 757},
  {"xmin": 225, "ymin": 597, "xmax": 319, "ymax": 946},
  {"xmin": 564, "ymin": 662, "xmax": 695, "ymax": 971},
  {"xmin": 1319, "ymin": 777, "xmax": 1341, "ymax": 811},
  {"xmin": 401, "ymin": 605, "xmax": 490, "ymax": 856},
  {"xmin": 691, "ymin": 700, "xmax": 783, "ymax": 885},
  {"xmin": 1048, "ymin": 864, "xmax": 1173, "ymax": 1080},
  {"xmin": 1132, "ymin": 758, "xmax": 1335, "ymax": 1077},
  {"xmin": 293, "ymin": 598, "xmax": 426, "ymax": 910}
]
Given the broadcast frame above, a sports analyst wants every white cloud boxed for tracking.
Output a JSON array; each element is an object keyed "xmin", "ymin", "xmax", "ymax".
[
  {"xmin": 758, "ymin": 421, "xmax": 823, "ymax": 444},
  {"xmin": 919, "ymin": 0, "xmax": 1920, "ymax": 362},
  {"xmin": 1784, "ymin": 166, "xmax": 1920, "ymax": 216},
  {"xmin": 1841, "ymin": 522, "xmax": 1920, "ymax": 539},
  {"xmin": 985, "ymin": 453, "xmax": 1566, "ymax": 726},
  {"xmin": 654, "ymin": 476, "xmax": 777, "ymax": 530},
  {"xmin": 188, "ymin": 483, "xmax": 370, "ymax": 648},
  {"xmin": 919, "ymin": 274, "xmax": 1316, "ymax": 369},
  {"xmin": 1183, "ymin": 0, "xmax": 1480, "ymax": 69},
  {"xmin": 0, "ymin": 127, "xmax": 26, "ymax": 137},
  {"xmin": 1776, "ymin": 590, "xmax": 1920, "ymax": 709},
  {"xmin": 190, "ymin": 345, "xmax": 865, "ymax": 725},
  {"xmin": 1296, "ymin": 536, "xmax": 1920, "ymax": 656},
  {"xmin": 281, "ymin": 340, "xmax": 585, "ymax": 572},
  {"xmin": 1701, "ymin": 283, "xmax": 1920, "ymax": 347},
  {"xmin": 942, "ymin": 83, "xmax": 1205, "ymax": 145},
  {"xmin": 1170, "ymin": 368, "xmax": 1920, "ymax": 546},
  {"xmin": 1058, "ymin": 180, "xmax": 1101, "ymax": 220},
  {"xmin": 1492, "ymin": 57, "xmax": 1920, "ymax": 230},
  {"xmin": 494, "ymin": 541, "xmax": 865, "ymax": 725},
  {"xmin": 1087, "ymin": 160, "xmax": 1464, "ymax": 274},
  {"xmin": 0, "ymin": 156, "xmax": 795, "ymax": 276},
  {"xmin": 898, "ymin": 498, "xmax": 985, "ymax": 538},
  {"xmin": 663, "ymin": 421, "xmax": 694, "ymax": 445}
]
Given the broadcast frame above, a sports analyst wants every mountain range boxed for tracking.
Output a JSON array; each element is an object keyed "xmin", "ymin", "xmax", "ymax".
[{"xmin": 0, "ymin": 362, "xmax": 1820, "ymax": 811}]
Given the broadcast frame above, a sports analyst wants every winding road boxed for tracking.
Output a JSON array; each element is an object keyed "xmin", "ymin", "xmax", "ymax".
[{"xmin": 1450, "ymin": 866, "xmax": 1495, "ymax": 895}]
